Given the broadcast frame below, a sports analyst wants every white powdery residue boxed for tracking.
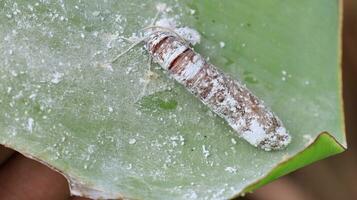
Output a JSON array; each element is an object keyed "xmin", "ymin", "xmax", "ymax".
[
  {"xmin": 170, "ymin": 136, "xmax": 179, "ymax": 147},
  {"xmin": 281, "ymin": 153, "xmax": 290, "ymax": 161},
  {"xmin": 219, "ymin": 41, "xmax": 225, "ymax": 48},
  {"xmin": 92, "ymin": 11, "xmax": 101, "ymax": 17},
  {"xmin": 184, "ymin": 191, "xmax": 198, "ymax": 199},
  {"xmin": 12, "ymin": 91, "xmax": 23, "ymax": 100},
  {"xmin": 281, "ymin": 70, "xmax": 291, "ymax": 82},
  {"xmin": 175, "ymin": 27, "xmax": 201, "ymax": 46},
  {"xmin": 170, "ymin": 134, "xmax": 185, "ymax": 145},
  {"xmin": 179, "ymin": 135, "xmax": 185, "ymax": 145},
  {"xmin": 303, "ymin": 134, "xmax": 314, "ymax": 145},
  {"xmin": 126, "ymin": 163, "xmax": 132, "ymax": 170},
  {"xmin": 156, "ymin": 3, "xmax": 167, "ymax": 12},
  {"xmin": 108, "ymin": 106, "xmax": 113, "ymax": 113},
  {"xmin": 189, "ymin": 9, "xmax": 196, "ymax": 15},
  {"xmin": 7, "ymin": 87, "xmax": 12, "ymax": 94},
  {"xmin": 225, "ymin": 166, "xmax": 238, "ymax": 174},
  {"xmin": 29, "ymin": 93, "xmax": 37, "ymax": 100},
  {"xmin": 125, "ymin": 67, "xmax": 133, "ymax": 74},
  {"xmin": 128, "ymin": 138, "xmax": 136, "ymax": 145},
  {"xmin": 155, "ymin": 18, "xmax": 177, "ymax": 29},
  {"xmin": 242, "ymin": 119, "xmax": 266, "ymax": 146},
  {"xmin": 213, "ymin": 188, "xmax": 227, "ymax": 199},
  {"xmin": 87, "ymin": 144, "xmax": 96, "ymax": 154},
  {"xmin": 202, "ymin": 145, "xmax": 210, "ymax": 159},
  {"xmin": 304, "ymin": 80, "xmax": 310, "ymax": 85},
  {"xmin": 231, "ymin": 138, "xmax": 237, "ymax": 144},
  {"xmin": 27, "ymin": 118, "xmax": 34, "ymax": 132},
  {"xmin": 51, "ymin": 71, "xmax": 64, "ymax": 84},
  {"xmin": 10, "ymin": 70, "xmax": 18, "ymax": 77},
  {"xmin": 99, "ymin": 63, "xmax": 113, "ymax": 71}
]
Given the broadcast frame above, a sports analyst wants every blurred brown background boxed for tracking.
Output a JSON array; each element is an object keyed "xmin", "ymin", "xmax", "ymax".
[{"xmin": 0, "ymin": 0, "xmax": 356, "ymax": 199}]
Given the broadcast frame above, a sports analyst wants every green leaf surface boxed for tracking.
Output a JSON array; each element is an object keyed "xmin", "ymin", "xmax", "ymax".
[{"xmin": 0, "ymin": 0, "xmax": 345, "ymax": 199}]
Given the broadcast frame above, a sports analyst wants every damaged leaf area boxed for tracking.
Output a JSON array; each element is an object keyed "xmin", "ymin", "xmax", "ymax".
[{"xmin": 0, "ymin": 0, "xmax": 344, "ymax": 199}]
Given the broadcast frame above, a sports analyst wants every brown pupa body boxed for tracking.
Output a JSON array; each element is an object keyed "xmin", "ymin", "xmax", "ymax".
[{"xmin": 145, "ymin": 31, "xmax": 291, "ymax": 151}]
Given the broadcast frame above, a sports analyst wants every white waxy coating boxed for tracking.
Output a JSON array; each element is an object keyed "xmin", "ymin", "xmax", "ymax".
[
  {"xmin": 155, "ymin": 18, "xmax": 177, "ymax": 29},
  {"xmin": 175, "ymin": 27, "xmax": 201, "ymax": 45}
]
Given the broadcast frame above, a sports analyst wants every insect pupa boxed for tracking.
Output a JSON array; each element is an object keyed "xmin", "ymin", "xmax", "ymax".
[{"xmin": 112, "ymin": 9, "xmax": 291, "ymax": 151}]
